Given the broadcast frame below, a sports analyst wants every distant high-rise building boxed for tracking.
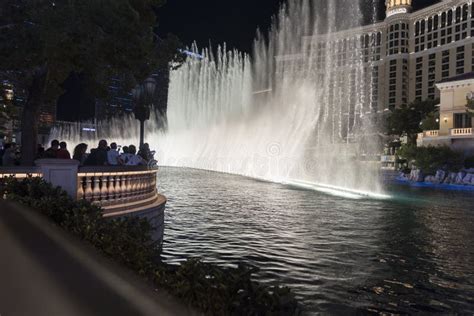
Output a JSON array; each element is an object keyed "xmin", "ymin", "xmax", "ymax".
[
  {"xmin": 0, "ymin": 74, "xmax": 56, "ymax": 145},
  {"xmin": 94, "ymin": 67, "xmax": 170, "ymax": 123},
  {"xmin": 95, "ymin": 76, "xmax": 135, "ymax": 120}
]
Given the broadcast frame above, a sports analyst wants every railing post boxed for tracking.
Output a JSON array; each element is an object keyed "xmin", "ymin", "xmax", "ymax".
[{"xmin": 35, "ymin": 159, "xmax": 80, "ymax": 199}]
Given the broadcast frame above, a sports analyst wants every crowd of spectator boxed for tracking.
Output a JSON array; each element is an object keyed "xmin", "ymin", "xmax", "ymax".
[{"xmin": 0, "ymin": 139, "xmax": 156, "ymax": 167}]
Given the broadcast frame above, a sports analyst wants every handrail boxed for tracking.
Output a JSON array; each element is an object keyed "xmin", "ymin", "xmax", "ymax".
[{"xmin": 78, "ymin": 165, "xmax": 157, "ymax": 173}]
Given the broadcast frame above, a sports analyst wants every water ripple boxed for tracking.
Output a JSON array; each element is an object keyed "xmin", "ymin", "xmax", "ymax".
[{"xmin": 158, "ymin": 167, "xmax": 474, "ymax": 314}]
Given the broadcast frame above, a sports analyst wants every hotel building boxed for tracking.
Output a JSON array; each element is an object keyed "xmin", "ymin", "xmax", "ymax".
[{"xmin": 277, "ymin": 0, "xmax": 473, "ymax": 112}]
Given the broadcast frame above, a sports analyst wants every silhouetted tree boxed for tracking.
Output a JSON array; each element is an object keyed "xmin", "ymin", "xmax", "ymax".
[
  {"xmin": 0, "ymin": 0, "xmax": 182, "ymax": 165},
  {"xmin": 467, "ymin": 95, "xmax": 474, "ymax": 117},
  {"xmin": 386, "ymin": 98, "xmax": 439, "ymax": 144}
]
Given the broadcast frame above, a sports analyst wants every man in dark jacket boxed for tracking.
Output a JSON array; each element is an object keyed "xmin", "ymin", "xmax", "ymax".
[
  {"xmin": 57, "ymin": 142, "xmax": 71, "ymax": 159},
  {"xmin": 44, "ymin": 140, "xmax": 60, "ymax": 158},
  {"xmin": 84, "ymin": 139, "xmax": 108, "ymax": 166}
]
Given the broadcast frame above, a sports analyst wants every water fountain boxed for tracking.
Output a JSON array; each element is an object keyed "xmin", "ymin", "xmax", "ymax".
[
  {"xmin": 51, "ymin": 0, "xmax": 386, "ymax": 196},
  {"xmin": 157, "ymin": 0, "xmax": 384, "ymax": 195}
]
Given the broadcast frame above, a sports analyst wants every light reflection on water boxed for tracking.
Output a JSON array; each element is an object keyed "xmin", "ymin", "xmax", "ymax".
[{"xmin": 158, "ymin": 167, "xmax": 474, "ymax": 314}]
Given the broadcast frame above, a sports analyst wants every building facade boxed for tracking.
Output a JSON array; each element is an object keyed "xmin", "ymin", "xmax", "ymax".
[
  {"xmin": 417, "ymin": 72, "xmax": 474, "ymax": 153},
  {"xmin": 277, "ymin": 0, "xmax": 473, "ymax": 112}
]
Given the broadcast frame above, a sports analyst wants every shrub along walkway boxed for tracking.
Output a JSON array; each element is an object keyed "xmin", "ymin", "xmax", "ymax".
[{"xmin": 0, "ymin": 201, "xmax": 194, "ymax": 316}]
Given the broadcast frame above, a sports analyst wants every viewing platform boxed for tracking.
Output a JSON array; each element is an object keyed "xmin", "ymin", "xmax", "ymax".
[{"xmin": 0, "ymin": 160, "xmax": 166, "ymax": 244}]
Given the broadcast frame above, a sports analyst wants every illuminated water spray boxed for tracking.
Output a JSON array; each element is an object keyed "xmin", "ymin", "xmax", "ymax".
[{"xmin": 51, "ymin": 0, "xmax": 385, "ymax": 196}]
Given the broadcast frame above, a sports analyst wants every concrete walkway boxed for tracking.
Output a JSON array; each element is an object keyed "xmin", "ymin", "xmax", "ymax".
[{"xmin": 0, "ymin": 202, "xmax": 194, "ymax": 316}]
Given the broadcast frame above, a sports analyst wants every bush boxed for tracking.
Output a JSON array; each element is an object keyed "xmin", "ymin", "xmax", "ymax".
[
  {"xmin": 397, "ymin": 144, "xmax": 463, "ymax": 174},
  {"xmin": 2, "ymin": 176, "xmax": 157, "ymax": 273},
  {"xmin": 465, "ymin": 156, "xmax": 474, "ymax": 169},
  {"xmin": 1, "ymin": 177, "xmax": 299, "ymax": 315}
]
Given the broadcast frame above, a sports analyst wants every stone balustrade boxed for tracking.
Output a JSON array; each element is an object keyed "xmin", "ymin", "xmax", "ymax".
[
  {"xmin": 451, "ymin": 127, "xmax": 473, "ymax": 136},
  {"xmin": 0, "ymin": 161, "xmax": 162, "ymax": 217},
  {"xmin": 425, "ymin": 130, "xmax": 439, "ymax": 137},
  {"xmin": 77, "ymin": 166, "xmax": 159, "ymax": 213},
  {"xmin": 0, "ymin": 160, "xmax": 165, "ymax": 243}
]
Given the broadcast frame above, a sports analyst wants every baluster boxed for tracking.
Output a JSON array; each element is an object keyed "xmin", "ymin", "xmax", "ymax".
[
  {"xmin": 117, "ymin": 174, "xmax": 123, "ymax": 201},
  {"xmin": 139, "ymin": 173, "xmax": 146, "ymax": 196},
  {"xmin": 148, "ymin": 172, "xmax": 154, "ymax": 194},
  {"xmin": 148, "ymin": 172, "xmax": 153, "ymax": 195},
  {"xmin": 77, "ymin": 175, "xmax": 85, "ymax": 200},
  {"xmin": 84, "ymin": 174, "xmax": 93, "ymax": 201},
  {"xmin": 130, "ymin": 173, "xmax": 138, "ymax": 199},
  {"xmin": 135, "ymin": 173, "xmax": 142, "ymax": 197},
  {"xmin": 147, "ymin": 172, "xmax": 152, "ymax": 194},
  {"xmin": 137, "ymin": 173, "xmax": 143, "ymax": 197},
  {"xmin": 92, "ymin": 175, "xmax": 101, "ymax": 202},
  {"xmin": 123, "ymin": 174, "xmax": 131, "ymax": 201},
  {"xmin": 153, "ymin": 171, "xmax": 158, "ymax": 193},
  {"xmin": 100, "ymin": 174, "xmax": 109, "ymax": 203},
  {"xmin": 109, "ymin": 174, "xmax": 116, "ymax": 203},
  {"xmin": 138, "ymin": 173, "xmax": 144, "ymax": 196},
  {"xmin": 129, "ymin": 173, "xmax": 136, "ymax": 199}
]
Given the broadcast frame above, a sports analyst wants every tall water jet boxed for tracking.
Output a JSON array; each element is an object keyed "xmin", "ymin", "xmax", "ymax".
[{"xmin": 157, "ymin": 0, "xmax": 383, "ymax": 194}]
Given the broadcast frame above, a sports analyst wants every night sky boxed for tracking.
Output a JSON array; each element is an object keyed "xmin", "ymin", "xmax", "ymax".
[
  {"xmin": 58, "ymin": 0, "xmax": 439, "ymax": 121},
  {"xmin": 156, "ymin": 0, "xmax": 438, "ymax": 53}
]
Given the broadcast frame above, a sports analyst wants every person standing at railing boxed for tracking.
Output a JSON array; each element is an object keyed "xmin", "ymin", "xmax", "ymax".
[
  {"xmin": 138, "ymin": 143, "xmax": 152, "ymax": 162},
  {"xmin": 126, "ymin": 145, "xmax": 146, "ymax": 166},
  {"xmin": 57, "ymin": 142, "xmax": 71, "ymax": 159},
  {"xmin": 107, "ymin": 142, "xmax": 120, "ymax": 166},
  {"xmin": 73, "ymin": 143, "xmax": 88, "ymax": 166},
  {"xmin": 44, "ymin": 140, "xmax": 60, "ymax": 158},
  {"xmin": 118, "ymin": 146, "xmax": 132, "ymax": 165},
  {"xmin": 84, "ymin": 140, "xmax": 108, "ymax": 166}
]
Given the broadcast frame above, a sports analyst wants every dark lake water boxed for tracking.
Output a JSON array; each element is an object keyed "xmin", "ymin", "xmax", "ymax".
[{"xmin": 158, "ymin": 167, "xmax": 474, "ymax": 314}]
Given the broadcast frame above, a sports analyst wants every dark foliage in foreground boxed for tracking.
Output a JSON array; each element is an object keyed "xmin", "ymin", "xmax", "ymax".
[{"xmin": 1, "ymin": 177, "xmax": 299, "ymax": 315}]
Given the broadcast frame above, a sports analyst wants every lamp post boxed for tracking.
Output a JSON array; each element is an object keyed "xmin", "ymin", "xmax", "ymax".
[{"xmin": 132, "ymin": 77, "xmax": 157, "ymax": 148}]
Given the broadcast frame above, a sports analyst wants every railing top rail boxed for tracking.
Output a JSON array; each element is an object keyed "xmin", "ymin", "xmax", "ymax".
[
  {"xmin": 0, "ymin": 167, "xmax": 41, "ymax": 174},
  {"xmin": 78, "ymin": 165, "xmax": 158, "ymax": 174}
]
